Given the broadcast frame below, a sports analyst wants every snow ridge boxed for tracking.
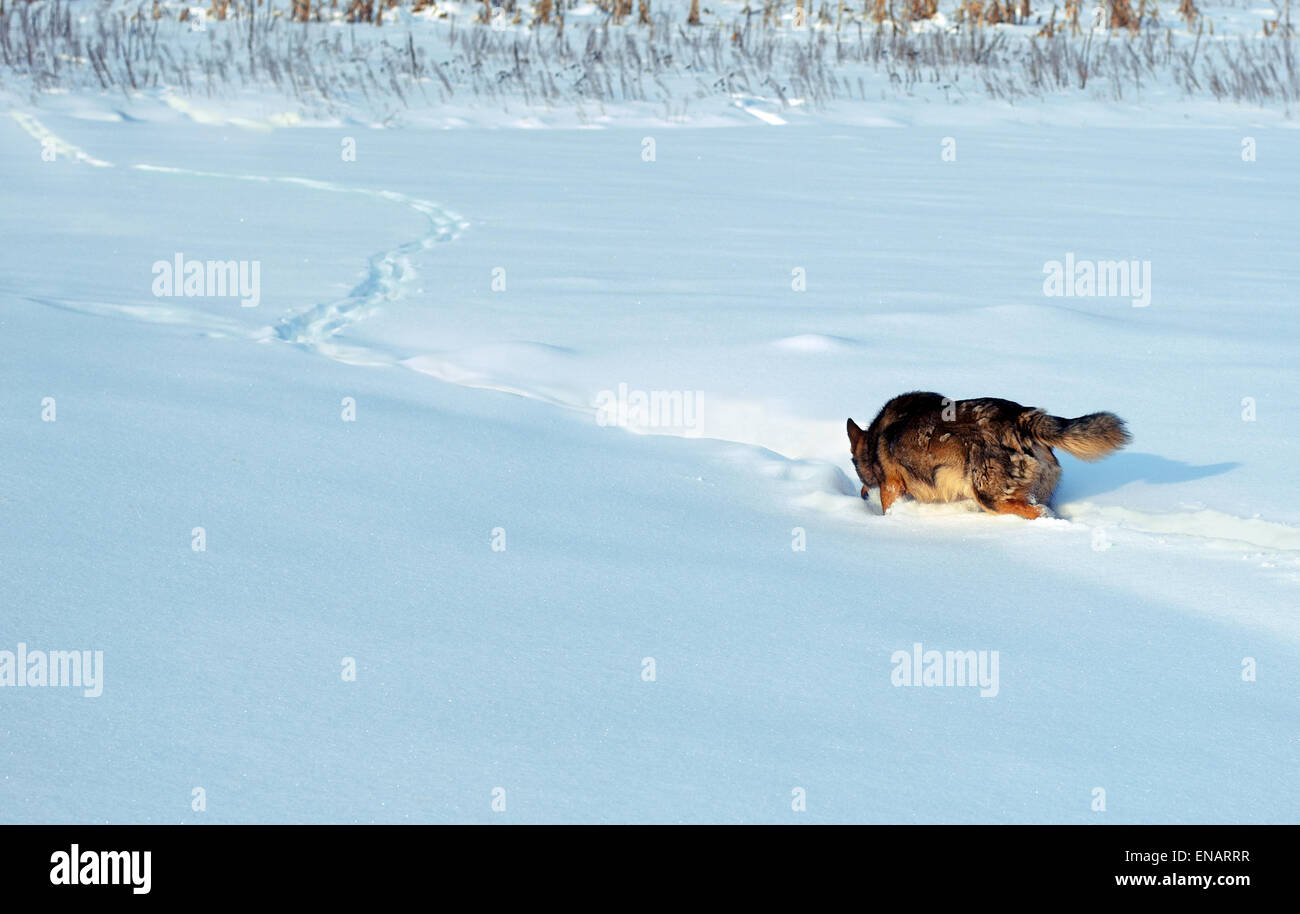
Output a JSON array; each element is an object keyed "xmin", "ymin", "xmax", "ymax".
[{"xmin": 9, "ymin": 112, "xmax": 114, "ymax": 167}]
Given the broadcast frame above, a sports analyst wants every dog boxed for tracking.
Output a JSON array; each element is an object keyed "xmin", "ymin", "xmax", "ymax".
[{"xmin": 847, "ymin": 392, "xmax": 1130, "ymax": 519}]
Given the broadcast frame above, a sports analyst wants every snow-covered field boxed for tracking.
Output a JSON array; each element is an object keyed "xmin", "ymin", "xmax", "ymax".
[{"xmin": 2, "ymin": 1, "xmax": 1298, "ymax": 823}]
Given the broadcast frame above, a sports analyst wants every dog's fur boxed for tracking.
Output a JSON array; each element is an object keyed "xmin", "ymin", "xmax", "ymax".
[{"xmin": 847, "ymin": 392, "xmax": 1130, "ymax": 519}]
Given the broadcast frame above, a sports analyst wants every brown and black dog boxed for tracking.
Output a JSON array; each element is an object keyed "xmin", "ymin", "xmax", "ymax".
[{"xmin": 847, "ymin": 392, "xmax": 1130, "ymax": 519}]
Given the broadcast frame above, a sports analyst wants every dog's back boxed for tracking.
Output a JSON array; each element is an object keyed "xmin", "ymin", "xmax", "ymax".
[{"xmin": 848, "ymin": 392, "xmax": 1129, "ymax": 519}]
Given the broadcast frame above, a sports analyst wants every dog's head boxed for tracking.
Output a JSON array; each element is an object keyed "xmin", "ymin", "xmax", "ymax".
[{"xmin": 846, "ymin": 418, "xmax": 877, "ymax": 499}]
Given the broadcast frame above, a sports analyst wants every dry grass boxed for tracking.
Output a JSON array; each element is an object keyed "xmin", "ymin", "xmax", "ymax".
[
  {"xmin": 1037, "ymin": 4, "xmax": 1056, "ymax": 37},
  {"xmin": 1, "ymin": 0, "xmax": 1297, "ymax": 118},
  {"xmin": 905, "ymin": 0, "xmax": 935, "ymax": 21},
  {"xmin": 1108, "ymin": 0, "xmax": 1139, "ymax": 33}
]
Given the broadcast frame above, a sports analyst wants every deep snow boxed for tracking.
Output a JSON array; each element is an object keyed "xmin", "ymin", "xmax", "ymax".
[{"xmin": 1, "ymin": 70, "xmax": 1299, "ymax": 822}]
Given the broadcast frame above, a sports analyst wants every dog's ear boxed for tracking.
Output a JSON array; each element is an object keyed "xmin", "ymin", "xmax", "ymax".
[{"xmin": 847, "ymin": 418, "xmax": 865, "ymax": 453}]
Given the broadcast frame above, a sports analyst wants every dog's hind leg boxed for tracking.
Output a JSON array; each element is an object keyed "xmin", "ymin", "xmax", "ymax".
[{"xmin": 1029, "ymin": 447, "xmax": 1062, "ymax": 508}]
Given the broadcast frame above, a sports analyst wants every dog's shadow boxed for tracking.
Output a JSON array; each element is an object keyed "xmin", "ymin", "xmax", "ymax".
[{"xmin": 1054, "ymin": 451, "xmax": 1240, "ymax": 501}]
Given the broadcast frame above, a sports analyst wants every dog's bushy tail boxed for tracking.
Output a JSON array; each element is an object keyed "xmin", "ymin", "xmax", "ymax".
[{"xmin": 1021, "ymin": 410, "xmax": 1131, "ymax": 461}]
